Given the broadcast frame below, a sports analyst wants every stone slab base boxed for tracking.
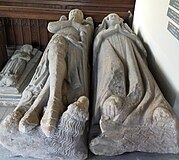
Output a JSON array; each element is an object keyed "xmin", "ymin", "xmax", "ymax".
[
  {"xmin": 90, "ymin": 116, "xmax": 179, "ymax": 156},
  {"xmin": 0, "ymin": 127, "xmax": 87, "ymax": 160},
  {"xmin": 0, "ymin": 93, "xmax": 21, "ymax": 107}
]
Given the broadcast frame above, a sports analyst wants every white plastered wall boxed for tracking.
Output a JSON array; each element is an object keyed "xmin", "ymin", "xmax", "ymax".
[{"xmin": 133, "ymin": 0, "xmax": 179, "ymax": 114}]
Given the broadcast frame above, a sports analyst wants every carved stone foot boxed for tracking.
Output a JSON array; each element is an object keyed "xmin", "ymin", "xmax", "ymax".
[
  {"xmin": 1, "ymin": 110, "xmax": 23, "ymax": 131},
  {"xmin": 19, "ymin": 110, "xmax": 40, "ymax": 133},
  {"xmin": 40, "ymin": 103, "xmax": 64, "ymax": 137},
  {"xmin": 40, "ymin": 114, "xmax": 57, "ymax": 137}
]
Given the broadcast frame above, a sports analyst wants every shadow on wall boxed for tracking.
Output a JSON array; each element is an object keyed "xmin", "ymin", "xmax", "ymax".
[
  {"xmin": 174, "ymin": 93, "xmax": 179, "ymax": 116},
  {"xmin": 137, "ymin": 31, "xmax": 177, "ymax": 110}
]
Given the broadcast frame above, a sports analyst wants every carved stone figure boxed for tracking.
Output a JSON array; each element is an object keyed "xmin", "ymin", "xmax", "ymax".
[
  {"xmin": 89, "ymin": 13, "xmax": 179, "ymax": 156},
  {"xmin": 0, "ymin": 9, "xmax": 93, "ymax": 160},
  {"xmin": 0, "ymin": 45, "xmax": 42, "ymax": 106},
  {"xmin": 0, "ymin": 44, "xmax": 33, "ymax": 87}
]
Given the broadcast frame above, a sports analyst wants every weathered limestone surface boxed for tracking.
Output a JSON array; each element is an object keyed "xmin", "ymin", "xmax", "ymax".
[
  {"xmin": 0, "ymin": 9, "xmax": 94, "ymax": 160},
  {"xmin": 0, "ymin": 96, "xmax": 89, "ymax": 160},
  {"xmin": 90, "ymin": 113, "xmax": 178, "ymax": 155},
  {"xmin": 89, "ymin": 13, "xmax": 179, "ymax": 156},
  {"xmin": 0, "ymin": 45, "xmax": 42, "ymax": 106}
]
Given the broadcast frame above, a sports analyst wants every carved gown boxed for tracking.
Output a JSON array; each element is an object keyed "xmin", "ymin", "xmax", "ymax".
[{"xmin": 92, "ymin": 22, "xmax": 177, "ymax": 129}]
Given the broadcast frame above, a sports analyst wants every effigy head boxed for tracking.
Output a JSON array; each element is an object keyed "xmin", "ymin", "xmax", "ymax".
[
  {"xmin": 20, "ymin": 44, "xmax": 33, "ymax": 55},
  {"xmin": 105, "ymin": 13, "xmax": 124, "ymax": 27},
  {"xmin": 95, "ymin": 13, "xmax": 124, "ymax": 35},
  {"xmin": 69, "ymin": 9, "xmax": 84, "ymax": 24}
]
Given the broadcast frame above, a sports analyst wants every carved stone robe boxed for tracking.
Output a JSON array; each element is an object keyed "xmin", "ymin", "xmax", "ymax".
[{"xmin": 92, "ymin": 22, "xmax": 177, "ymax": 134}]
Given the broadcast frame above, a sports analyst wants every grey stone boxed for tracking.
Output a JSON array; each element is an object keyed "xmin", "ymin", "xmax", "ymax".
[
  {"xmin": 0, "ymin": 45, "xmax": 42, "ymax": 106},
  {"xmin": 90, "ymin": 13, "xmax": 179, "ymax": 156},
  {"xmin": 0, "ymin": 97, "xmax": 89, "ymax": 160},
  {"xmin": 0, "ymin": 9, "xmax": 94, "ymax": 160}
]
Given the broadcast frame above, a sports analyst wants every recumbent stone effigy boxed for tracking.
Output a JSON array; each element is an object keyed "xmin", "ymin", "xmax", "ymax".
[
  {"xmin": 0, "ymin": 44, "xmax": 42, "ymax": 106},
  {"xmin": 89, "ymin": 13, "xmax": 179, "ymax": 156},
  {"xmin": 0, "ymin": 9, "xmax": 94, "ymax": 160}
]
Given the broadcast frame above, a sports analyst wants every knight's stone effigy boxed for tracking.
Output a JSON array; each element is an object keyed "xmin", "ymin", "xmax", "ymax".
[
  {"xmin": 89, "ymin": 13, "xmax": 179, "ymax": 156},
  {"xmin": 0, "ymin": 44, "xmax": 42, "ymax": 106},
  {"xmin": 0, "ymin": 9, "xmax": 94, "ymax": 160}
]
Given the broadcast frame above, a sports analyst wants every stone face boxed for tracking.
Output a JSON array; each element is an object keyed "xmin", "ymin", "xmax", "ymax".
[
  {"xmin": 0, "ymin": 45, "xmax": 42, "ymax": 106},
  {"xmin": 0, "ymin": 9, "xmax": 93, "ymax": 160},
  {"xmin": 90, "ymin": 13, "xmax": 179, "ymax": 156}
]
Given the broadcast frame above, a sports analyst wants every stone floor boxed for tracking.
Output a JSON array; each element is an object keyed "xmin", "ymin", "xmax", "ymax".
[
  {"xmin": 0, "ymin": 106, "xmax": 179, "ymax": 160},
  {"xmin": 0, "ymin": 145, "xmax": 179, "ymax": 160}
]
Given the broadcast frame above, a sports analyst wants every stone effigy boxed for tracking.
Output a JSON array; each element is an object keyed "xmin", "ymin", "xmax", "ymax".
[
  {"xmin": 0, "ymin": 9, "xmax": 94, "ymax": 160},
  {"xmin": 0, "ymin": 44, "xmax": 42, "ymax": 106},
  {"xmin": 89, "ymin": 13, "xmax": 179, "ymax": 156}
]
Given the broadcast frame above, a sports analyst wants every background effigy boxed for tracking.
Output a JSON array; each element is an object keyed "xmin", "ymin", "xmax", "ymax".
[{"xmin": 0, "ymin": 45, "xmax": 42, "ymax": 106}]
